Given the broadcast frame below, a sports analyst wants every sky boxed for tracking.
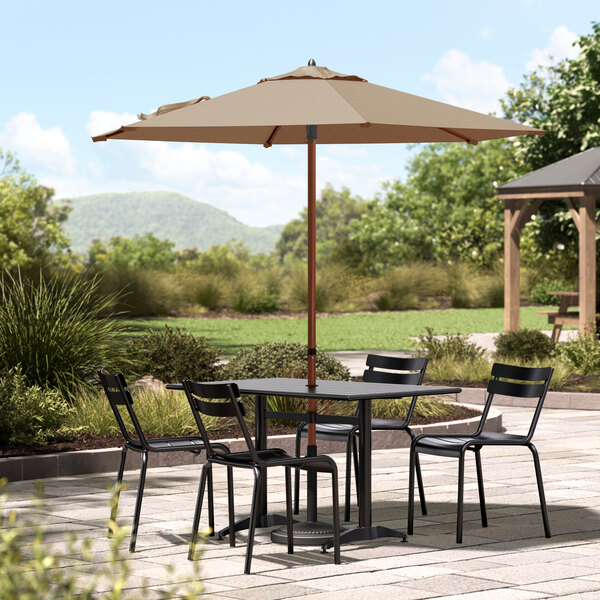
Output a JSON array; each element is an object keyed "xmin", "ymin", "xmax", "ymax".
[{"xmin": 0, "ymin": 1, "xmax": 597, "ymax": 228}]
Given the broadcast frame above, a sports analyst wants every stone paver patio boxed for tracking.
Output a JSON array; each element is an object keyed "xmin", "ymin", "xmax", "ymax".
[{"xmin": 3, "ymin": 405, "xmax": 600, "ymax": 599}]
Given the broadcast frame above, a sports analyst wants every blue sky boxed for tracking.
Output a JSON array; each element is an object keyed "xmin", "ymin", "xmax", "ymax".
[{"xmin": 1, "ymin": 1, "xmax": 597, "ymax": 227}]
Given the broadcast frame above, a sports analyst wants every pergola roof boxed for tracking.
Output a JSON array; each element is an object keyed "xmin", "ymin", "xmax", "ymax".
[{"xmin": 498, "ymin": 146, "xmax": 600, "ymax": 196}]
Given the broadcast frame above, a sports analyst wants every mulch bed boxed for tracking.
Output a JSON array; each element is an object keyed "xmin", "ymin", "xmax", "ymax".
[{"xmin": 0, "ymin": 406, "xmax": 479, "ymax": 458}]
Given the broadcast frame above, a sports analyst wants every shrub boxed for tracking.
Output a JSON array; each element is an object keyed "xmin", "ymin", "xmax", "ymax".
[
  {"xmin": 447, "ymin": 264, "xmax": 504, "ymax": 308},
  {"xmin": 494, "ymin": 329, "xmax": 555, "ymax": 362},
  {"xmin": 126, "ymin": 326, "xmax": 221, "ymax": 383},
  {"xmin": 0, "ymin": 270, "xmax": 126, "ymax": 395},
  {"xmin": 554, "ymin": 332, "xmax": 600, "ymax": 375},
  {"xmin": 418, "ymin": 327, "xmax": 485, "ymax": 362},
  {"xmin": 192, "ymin": 274, "xmax": 223, "ymax": 310},
  {"xmin": 0, "ymin": 367, "xmax": 75, "ymax": 445},
  {"xmin": 222, "ymin": 342, "xmax": 351, "ymax": 423},
  {"xmin": 231, "ymin": 288, "xmax": 279, "ymax": 313},
  {"xmin": 286, "ymin": 264, "xmax": 350, "ymax": 312},
  {"xmin": 529, "ymin": 279, "xmax": 571, "ymax": 305},
  {"xmin": 95, "ymin": 265, "xmax": 184, "ymax": 316}
]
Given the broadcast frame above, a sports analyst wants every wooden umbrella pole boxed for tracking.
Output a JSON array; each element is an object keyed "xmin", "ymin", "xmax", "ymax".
[{"xmin": 307, "ymin": 137, "xmax": 317, "ymax": 446}]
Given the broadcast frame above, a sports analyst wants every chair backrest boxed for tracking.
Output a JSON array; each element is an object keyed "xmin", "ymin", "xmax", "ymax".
[
  {"xmin": 182, "ymin": 380, "xmax": 258, "ymax": 462},
  {"xmin": 476, "ymin": 363, "xmax": 553, "ymax": 440},
  {"xmin": 98, "ymin": 371, "xmax": 149, "ymax": 449},
  {"xmin": 361, "ymin": 354, "xmax": 429, "ymax": 421}
]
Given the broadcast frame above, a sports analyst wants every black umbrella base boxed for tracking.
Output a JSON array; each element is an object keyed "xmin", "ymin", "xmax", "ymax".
[{"xmin": 270, "ymin": 520, "xmax": 343, "ymax": 546}]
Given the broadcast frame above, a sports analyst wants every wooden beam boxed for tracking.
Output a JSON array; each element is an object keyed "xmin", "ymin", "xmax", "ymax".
[
  {"xmin": 579, "ymin": 196, "xmax": 597, "ymax": 336},
  {"xmin": 565, "ymin": 198, "xmax": 581, "ymax": 232},
  {"xmin": 516, "ymin": 198, "xmax": 544, "ymax": 231},
  {"xmin": 498, "ymin": 191, "xmax": 587, "ymax": 200},
  {"xmin": 504, "ymin": 198, "xmax": 521, "ymax": 331}
]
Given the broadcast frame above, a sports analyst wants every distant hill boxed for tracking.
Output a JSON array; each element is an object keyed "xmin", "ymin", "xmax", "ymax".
[{"xmin": 62, "ymin": 191, "xmax": 283, "ymax": 254}]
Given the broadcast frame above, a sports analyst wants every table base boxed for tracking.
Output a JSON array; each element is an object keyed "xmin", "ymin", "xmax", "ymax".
[
  {"xmin": 217, "ymin": 513, "xmax": 288, "ymax": 540},
  {"xmin": 270, "ymin": 520, "xmax": 343, "ymax": 546},
  {"xmin": 321, "ymin": 525, "xmax": 407, "ymax": 552}
]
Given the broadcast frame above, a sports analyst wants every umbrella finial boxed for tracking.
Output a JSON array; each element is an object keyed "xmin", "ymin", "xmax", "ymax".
[{"xmin": 308, "ymin": 58, "xmax": 316, "ymax": 66}]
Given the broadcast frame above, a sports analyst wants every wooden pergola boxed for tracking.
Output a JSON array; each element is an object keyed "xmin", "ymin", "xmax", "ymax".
[{"xmin": 497, "ymin": 147, "xmax": 600, "ymax": 336}]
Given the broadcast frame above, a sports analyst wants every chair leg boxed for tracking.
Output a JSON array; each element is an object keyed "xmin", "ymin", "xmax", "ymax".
[
  {"xmin": 407, "ymin": 446, "xmax": 416, "ymax": 535},
  {"xmin": 294, "ymin": 432, "xmax": 302, "ymax": 515},
  {"xmin": 457, "ymin": 451, "xmax": 465, "ymax": 544},
  {"xmin": 474, "ymin": 449, "xmax": 487, "ymax": 528},
  {"xmin": 344, "ymin": 434, "xmax": 353, "ymax": 522},
  {"xmin": 285, "ymin": 467, "xmax": 294, "ymax": 555},
  {"xmin": 407, "ymin": 429, "xmax": 427, "ymax": 516},
  {"xmin": 529, "ymin": 443, "xmax": 551, "ymax": 538},
  {"xmin": 109, "ymin": 446, "xmax": 128, "ymax": 536},
  {"xmin": 244, "ymin": 467, "xmax": 262, "ymax": 574},
  {"xmin": 331, "ymin": 469, "xmax": 341, "ymax": 564},
  {"xmin": 227, "ymin": 466, "xmax": 235, "ymax": 547},
  {"xmin": 188, "ymin": 463, "xmax": 208, "ymax": 560},
  {"xmin": 129, "ymin": 451, "xmax": 148, "ymax": 552},
  {"xmin": 352, "ymin": 433, "xmax": 360, "ymax": 507},
  {"xmin": 207, "ymin": 464, "xmax": 215, "ymax": 536}
]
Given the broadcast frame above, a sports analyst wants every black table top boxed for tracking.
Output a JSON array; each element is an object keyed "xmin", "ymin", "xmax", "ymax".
[{"xmin": 167, "ymin": 377, "xmax": 461, "ymax": 400}]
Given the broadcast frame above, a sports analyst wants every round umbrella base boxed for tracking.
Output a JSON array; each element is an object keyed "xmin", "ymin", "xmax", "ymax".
[{"xmin": 270, "ymin": 520, "xmax": 343, "ymax": 546}]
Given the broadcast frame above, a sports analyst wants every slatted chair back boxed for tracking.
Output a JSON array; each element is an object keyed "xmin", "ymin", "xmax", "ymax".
[
  {"xmin": 98, "ymin": 370, "xmax": 149, "ymax": 450},
  {"xmin": 362, "ymin": 355, "xmax": 429, "ymax": 420},
  {"xmin": 183, "ymin": 380, "xmax": 259, "ymax": 462},
  {"xmin": 476, "ymin": 363, "xmax": 553, "ymax": 440}
]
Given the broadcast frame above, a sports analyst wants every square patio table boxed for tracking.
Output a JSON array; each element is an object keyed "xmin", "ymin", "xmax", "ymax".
[{"xmin": 168, "ymin": 377, "xmax": 460, "ymax": 550}]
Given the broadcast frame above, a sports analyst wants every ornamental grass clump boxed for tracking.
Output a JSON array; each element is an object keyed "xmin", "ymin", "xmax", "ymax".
[{"xmin": 0, "ymin": 270, "xmax": 126, "ymax": 396}]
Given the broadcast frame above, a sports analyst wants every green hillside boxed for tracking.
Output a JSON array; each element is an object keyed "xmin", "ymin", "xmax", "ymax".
[{"xmin": 62, "ymin": 191, "xmax": 283, "ymax": 254}]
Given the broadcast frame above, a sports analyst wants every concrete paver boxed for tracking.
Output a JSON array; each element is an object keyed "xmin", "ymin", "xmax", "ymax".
[{"xmin": 2, "ymin": 406, "xmax": 600, "ymax": 598}]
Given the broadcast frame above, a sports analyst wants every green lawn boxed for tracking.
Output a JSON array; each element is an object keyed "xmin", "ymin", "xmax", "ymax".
[{"xmin": 124, "ymin": 306, "xmax": 559, "ymax": 356}]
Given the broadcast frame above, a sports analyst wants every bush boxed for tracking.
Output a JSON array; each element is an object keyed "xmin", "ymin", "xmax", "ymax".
[
  {"xmin": 418, "ymin": 327, "xmax": 485, "ymax": 362},
  {"xmin": 191, "ymin": 274, "xmax": 223, "ymax": 310},
  {"xmin": 95, "ymin": 265, "xmax": 184, "ymax": 316},
  {"xmin": 554, "ymin": 332, "xmax": 600, "ymax": 375},
  {"xmin": 494, "ymin": 329, "xmax": 555, "ymax": 362},
  {"xmin": 222, "ymin": 342, "xmax": 351, "ymax": 423},
  {"xmin": 286, "ymin": 264, "xmax": 350, "ymax": 312},
  {"xmin": 0, "ymin": 367, "xmax": 75, "ymax": 445},
  {"xmin": 126, "ymin": 326, "xmax": 221, "ymax": 383},
  {"xmin": 0, "ymin": 270, "xmax": 126, "ymax": 395},
  {"xmin": 231, "ymin": 288, "xmax": 279, "ymax": 313},
  {"xmin": 447, "ymin": 264, "xmax": 504, "ymax": 308},
  {"xmin": 529, "ymin": 279, "xmax": 571, "ymax": 305}
]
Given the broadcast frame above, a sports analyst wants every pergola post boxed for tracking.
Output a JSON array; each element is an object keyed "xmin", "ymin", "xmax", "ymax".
[
  {"xmin": 579, "ymin": 196, "xmax": 597, "ymax": 335},
  {"xmin": 504, "ymin": 198, "xmax": 521, "ymax": 331}
]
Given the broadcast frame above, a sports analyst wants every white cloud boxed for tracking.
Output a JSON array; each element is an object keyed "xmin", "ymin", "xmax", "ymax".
[
  {"xmin": 421, "ymin": 49, "xmax": 511, "ymax": 114},
  {"xmin": 0, "ymin": 112, "xmax": 76, "ymax": 176},
  {"xmin": 479, "ymin": 27, "xmax": 491, "ymax": 38},
  {"xmin": 526, "ymin": 25, "xmax": 579, "ymax": 71},
  {"xmin": 86, "ymin": 110, "xmax": 138, "ymax": 137}
]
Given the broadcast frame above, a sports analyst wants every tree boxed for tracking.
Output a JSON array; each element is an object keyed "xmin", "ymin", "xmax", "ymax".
[
  {"xmin": 349, "ymin": 139, "xmax": 523, "ymax": 273},
  {"xmin": 501, "ymin": 22, "xmax": 600, "ymax": 272},
  {"xmin": 87, "ymin": 232, "xmax": 177, "ymax": 271},
  {"xmin": 0, "ymin": 149, "xmax": 70, "ymax": 269},
  {"xmin": 276, "ymin": 185, "xmax": 367, "ymax": 266}
]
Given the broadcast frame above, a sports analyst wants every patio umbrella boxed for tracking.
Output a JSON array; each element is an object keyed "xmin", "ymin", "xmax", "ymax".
[{"xmin": 93, "ymin": 59, "xmax": 543, "ymax": 450}]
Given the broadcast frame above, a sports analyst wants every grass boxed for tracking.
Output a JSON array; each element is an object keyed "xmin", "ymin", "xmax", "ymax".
[{"xmin": 124, "ymin": 306, "xmax": 561, "ymax": 357}]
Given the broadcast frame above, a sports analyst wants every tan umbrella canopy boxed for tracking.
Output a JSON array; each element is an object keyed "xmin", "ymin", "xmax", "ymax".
[{"xmin": 93, "ymin": 60, "xmax": 543, "ymax": 445}]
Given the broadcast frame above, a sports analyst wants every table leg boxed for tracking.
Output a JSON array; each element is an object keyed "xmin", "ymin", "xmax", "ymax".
[{"xmin": 217, "ymin": 394, "xmax": 288, "ymax": 540}]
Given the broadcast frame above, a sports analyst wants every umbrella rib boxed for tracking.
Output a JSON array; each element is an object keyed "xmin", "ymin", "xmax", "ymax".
[
  {"xmin": 263, "ymin": 126, "xmax": 281, "ymax": 148},
  {"xmin": 438, "ymin": 128, "xmax": 478, "ymax": 145}
]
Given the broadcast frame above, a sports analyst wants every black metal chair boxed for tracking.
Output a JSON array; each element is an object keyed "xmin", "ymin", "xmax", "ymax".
[
  {"xmin": 98, "ymin": 371, "xmax": 228, "ymax": 552},
  {"xmin": 294, "ymin": 354, "xmax": 429, "ymax": 521},
  {"xmin": 407, "ymin": 362, "xmax": 553, "ymax": 543},
  {"xmin": 183, "ymin": 379, "xmax": 341, "ymax": 574}
]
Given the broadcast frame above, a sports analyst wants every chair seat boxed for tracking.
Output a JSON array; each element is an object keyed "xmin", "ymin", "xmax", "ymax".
[
  {"xmin": 371, "ymin": 418, "xmax": 408, "ymax": 430},
  {"xmin": 298, "ymin": 422, "xmax": 356, "ymax": 441},
  {"xmin": 127, "ymin": 436, "xmax": 206, "ymax": 452},
  {"xmin": 415, "ymin": 432, "xmax": 527, "ymax": 458}
]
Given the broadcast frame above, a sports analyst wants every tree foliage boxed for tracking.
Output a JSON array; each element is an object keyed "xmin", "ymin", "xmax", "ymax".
[
  {"xmin": 349, "ymin": 139, "xmax": 523, "ymax": 273},
  {"xmin": 0, "ymin": 149, "xmax": 70, "ymax": 270},
  {"xmin": 276, "ymin": 185, "xmax": 367, "ymax": 266}
]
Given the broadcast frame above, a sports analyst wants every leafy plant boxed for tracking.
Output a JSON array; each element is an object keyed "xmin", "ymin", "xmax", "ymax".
[
  {"xmin": 529, "ymin": 279, "xmax": 571, "ymax": 305},
  {"xmin": 231, "ymin": 288, "xmax": 279, "ymax": 313},
  {"xmin": 418, "ymin": 327, "xmax": 485, "ymax": 362},
  {"xmin": 0, "ymin": 270, "xmax": 126, "ymax": 395},
  {"xmin": 494, "ymin": 329, "xmax": 555, "ymax": 362},
  {"xmin": 554, "ymin": 332, "xmax": 600, "ymax": 375},
  {"xmin": 0, "ymin": 367, "xmax": 76, "ymax": 445},
  {"xmin": 126, "ymin": 325, "xmax": 221, "ymax": 384}
]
